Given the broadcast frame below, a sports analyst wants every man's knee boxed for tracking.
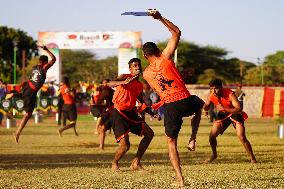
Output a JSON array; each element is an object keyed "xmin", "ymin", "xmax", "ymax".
[
  {"xmin": 209, "ymin": 130, "xmax": 217, "ymax": 137},
  {"xmin": 122, "ymin": 144, "xmax": 130, "ymax": 152},
  {"xmin": 144, "ymin": 125, "xmax": 154, "ymax": 140},
  {"xmin": 209, "ymin": 129, "xmax": 218, "ymax": 138},
  {"xmin": 119, "ymin": 139, "xmax": 130, "ymax": 151},
  {"xmin": 209, "ymin": 131, "xmax": 218, "ymax": 143},
  {"xmin": 69, "ymin": 120, "xmax": 76, "ymax": 126},
  {"xmin": 25, "ymin": 112, "xmax": 33, "ymax": 118},
  {"xmin": 209, "ymin": 135, "xmax": 215, "ymax": 142},
  {"xmin": 237, "ymin": 134, "xmax": 247, "ymax": 143},
  {"xmin": 194, "ymin": 109, "xmax": 202, "ymax": 119},
  {"xmin": 98, "ymin": 125, "xmax": 106, "ymax": 134},
  {"xmin": 167, "ymin": 137, "xmax": 177, "ymax": 144},
  {"xmin": 125, "ymin": 142, "xmax": 130, "ymax": 151},
  {"xmin": 146, "ymin": 129, "xmax": 154, "ymax": 140}
]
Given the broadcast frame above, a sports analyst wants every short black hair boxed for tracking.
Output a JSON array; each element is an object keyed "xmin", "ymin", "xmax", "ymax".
[
  {"xmin": 142, "ymin": 42, "xmax": 160, "ymax": 57},
  {"xmin": 104, "ymin": 79, "xmax": 110, "ymax": 82},
  {"xmin": 39, "ymin": 55, "xmax": 48, "ymax": 63},
  {"xmin": 209, "ymin": 78, "xmax": 223, "ymax": 87},
  {"xmin": 62, "ymin": 76, "xmax": 70, "ymax": 86},
  {"xmin": 101, "ymin": 79, "xmax": 110, "ymax": 84},
  {"xmin": 128, "ymin": 58, "xmax": 141, "ymax": 68}
]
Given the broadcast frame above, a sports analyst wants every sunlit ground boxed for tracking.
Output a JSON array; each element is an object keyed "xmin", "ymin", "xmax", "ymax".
[{"xmin": 0, "ymin": 115, "xmax": 283, "ymax": 188}]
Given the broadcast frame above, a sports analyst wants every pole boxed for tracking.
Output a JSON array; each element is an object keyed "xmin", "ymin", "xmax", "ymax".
[
  {"xmin": 240, "ymin": 61, "xmax": 243, "ymax": 85},
  {"xmin": 174, "ymin": 49, "xmax": 178, "ymax": 67},
  {"xmin": 261, "ymin": 64, "xmax": 264, "ymax": 85},
  {"xmin": 257, "ymin": 58, "xmax": 264, "ymax": 85},
  {"xmin": 22, "ymin": 50, "xmax": 26, "ymax": 82},
  {"xmin": 13, "ymin": 46, "xmax": 17, "ymax": 84}
]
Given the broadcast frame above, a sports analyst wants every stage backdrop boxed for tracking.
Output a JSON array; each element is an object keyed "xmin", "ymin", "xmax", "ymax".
[{"xmin": 38, "ymin": 31, "xmax": 142, "ymax": 83}]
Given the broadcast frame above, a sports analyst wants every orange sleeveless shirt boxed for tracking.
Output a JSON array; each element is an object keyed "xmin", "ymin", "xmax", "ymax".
[
  {"xmin": 112, "ymin": 74, "xmax": 143, "ymax": 111},
  {"xmin": 60, "ymin": 84, "xmax": 75, "ymax": 104},
  {"xmin": 209, "ymin": 88, "xmax": 234, "ymax": 108},
  {"xmin": 143, "ymin": 55, "xmax": 190, "ymax": 103},
  {"xmin": 90, "ymin": 92, "xmax": 101, "ymax": 105}
]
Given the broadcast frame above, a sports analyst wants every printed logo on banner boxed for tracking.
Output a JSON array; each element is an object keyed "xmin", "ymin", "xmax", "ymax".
[{"xmin": 68, "ymin": 34, "xmax": 77, "ymax": 40}]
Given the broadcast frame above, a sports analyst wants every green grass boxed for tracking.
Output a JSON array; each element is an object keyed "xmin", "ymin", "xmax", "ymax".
[{"xmin": 0, "ymin": 115, "xmax": 284, "ymax": 188}]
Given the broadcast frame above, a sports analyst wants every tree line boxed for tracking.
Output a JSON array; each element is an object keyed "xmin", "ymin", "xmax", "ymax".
[{"xmin": 1, "ymin": 26, "xmax": 284, "ymax": 85}]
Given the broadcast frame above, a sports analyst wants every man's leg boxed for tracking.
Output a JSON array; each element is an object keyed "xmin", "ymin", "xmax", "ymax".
[
  {"xmin": 57, "ymin": 109, "xmax": 62, "ymax": 126},
  {"xmin": 131, "ymin": 123, "xmax": 154, "ymax": 170},
  {"xmin": 95, "ymin": 116, "xmax": 102, "ymax": 134},
  {"xmin": 62, "ymin": 111, "xmax": 67, "ymax": 126},
  {"xmin": 167, "ymin": 137, "xmax": 184, "ymax": 187},
  {"xmin": 235, "ymin": 123, "xmax": 257, "ymax": 163},
  {"xmin": 57, "ymin": 121, "xmax": 76, "ymax": 137},
  {"xmin": 14, "ymin": 112, "xmax": 33, "ymax": 143},
  {"xmin": 112, "ymin": 136, "xmax": 130, "ymax": 171},
  {"xmin": 209, "ymin": 105, "xmax": 214, "ymax": 122},
  {"xmin": 204, "ymin": 123, "xmax": 222, "ymax": 163},
  {"xmin": 98, "ymin": 124, "xmax": 106, "ymax": 150},
  {"xmin": 0, "ymin": 112, "xmax": 3, "ymax": 126},
  {"xmin": 187, "ymin": 109, "xmax": 202, "ymax": 151},
  {"xmin": 73, "ymin": 125, "xmax": 78, "ymax": 136}
]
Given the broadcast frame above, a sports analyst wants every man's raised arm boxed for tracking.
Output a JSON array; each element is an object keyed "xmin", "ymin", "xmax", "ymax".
[
  {"xmin": 41, "ymin": 46, "xmax": 56, "ymax": 70},
  {"xmin": 149, "ymin": 10, "xmax": 181, "ymax": 59}
]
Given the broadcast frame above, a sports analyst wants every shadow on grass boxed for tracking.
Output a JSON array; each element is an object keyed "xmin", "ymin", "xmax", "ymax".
[
  {"xmin": 0, "ymin": 149, "xmax": 263, "ymax": 170},
  {"xmin": 0, "ymin": 153, "xmax": 114, "ymax": 170},
  {"xmin": 67, "ymin": 141, "xmax": 118, "ymax": 148},
  {"xmin": 153, "ymin": 132, "xmax": 210, "ymax": 137},
  {"xmin": 0, "ymin": 151, "xmax": 205, "ymax": 170}
]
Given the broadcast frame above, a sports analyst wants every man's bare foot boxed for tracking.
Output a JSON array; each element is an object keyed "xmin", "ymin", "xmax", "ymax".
[
  {"xmin": 251, "ymin": 158, "xmax": 257, "ymax": 163},
  {"xmin": 112, "ymin": 161, "xmax": 120, "ymax": 171},
  {"xmin": 13, "ymin": 132, "xmax": 19, "ymax": 144},
  {"xmin": 130, "ymin": 163, "xmax": 145, "ymax": 171},
  {"xmin": 204, "ymin": 155, "xmax": 217, "ymax": 164},
  {"xmin": 175, "ymin": 176, "xmax": 185, "ymax": 188},
  {"xmin": 130, "ymin": 158, "xmax": 145, "ymax": 171},
  {"xmin": 187, "ymin": 139, "xmax": 196, "ymax": 151},
  {"xmin": 57, "ymin": 129, "xmax": 62, "ymax": 137},
  {"xmin": 99, "ymin": 145, "xmax": 104, "ymax": 150}
]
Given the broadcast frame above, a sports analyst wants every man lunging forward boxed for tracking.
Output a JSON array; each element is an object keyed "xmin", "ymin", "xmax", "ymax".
[
  {"xmin": 107, "ymin": 58, "xmax": 160, "ymax": 171},
  {"xmin": 203, "ymin": 79, "xmax": 256, "ymax": 164}
]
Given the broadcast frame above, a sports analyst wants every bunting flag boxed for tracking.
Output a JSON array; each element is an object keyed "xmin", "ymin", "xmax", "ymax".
[
  {"xmin": 262, "ymin": 87, "xmax": 284, "ymax": 117},
  {"xmin": 280, "ymin": 90, "xmax": 284, "ymax": 116}
]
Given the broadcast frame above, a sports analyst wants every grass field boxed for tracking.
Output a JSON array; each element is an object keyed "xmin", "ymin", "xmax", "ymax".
[{"xmin": 0, "ymin": 115, "xmax": 284, "ymax": 188}]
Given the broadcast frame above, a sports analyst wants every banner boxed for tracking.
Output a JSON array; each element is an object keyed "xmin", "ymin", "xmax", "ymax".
[
  {"xmin": 38, "ymin": 31, "xmax": 142, "ymax": 80},
  {"xmin": 38, "ymin": 32, "xmax": 141, "ymax": 49},
  {"xmin": 118, "ymin": 48, "xmax": 138, "ymax": 75}
]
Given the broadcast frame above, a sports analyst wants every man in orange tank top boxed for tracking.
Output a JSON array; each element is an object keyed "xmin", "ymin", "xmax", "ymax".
[
  {"xmin": 142, "ymin": 10, "xmax": 204, "ymax": 187},
  {"xmin": 57, "ymin": 77, "xmax": 78, "ymax": 137},
  {"xmin": 107, "ymin": 58, "xmax": 160, "ymax": 171},
  {"xmin": 93, "ymin": 79, "xmax": 114, "ymax": 150},
  {"xmin": 203, "ymin": 79, "xmax": 256, "ymax": 163}
]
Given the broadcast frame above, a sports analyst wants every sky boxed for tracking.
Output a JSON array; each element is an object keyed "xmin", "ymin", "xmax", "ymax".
[{"xmin": 1, "ymin": 0, "xmax": 283, "ymax": 64}]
